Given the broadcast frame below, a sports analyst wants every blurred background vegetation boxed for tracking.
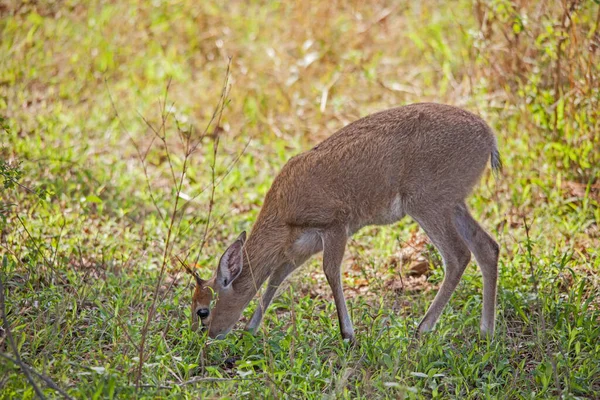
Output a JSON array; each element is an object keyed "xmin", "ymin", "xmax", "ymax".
[{"xmin": 1, "ymin": 0, "xmax": 599, "ymax": 398}]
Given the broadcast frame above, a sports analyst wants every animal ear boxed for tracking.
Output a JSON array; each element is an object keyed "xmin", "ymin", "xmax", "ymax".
[
  {"xmin": 236, "ymin": 231, "xmax": 247, "ymax": 244},
  {"xmin": 216, "ymin": 235, "xmax": 245, "ymax": 288},
  {"xmin": 177, "ymin": 256, "xmax": 204, "ymax": 286}
]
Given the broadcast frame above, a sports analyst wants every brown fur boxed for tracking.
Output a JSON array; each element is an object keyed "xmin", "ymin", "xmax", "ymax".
[{"xmin": 189, "ymin": 103, "xmax": 500, "ymax": 341}]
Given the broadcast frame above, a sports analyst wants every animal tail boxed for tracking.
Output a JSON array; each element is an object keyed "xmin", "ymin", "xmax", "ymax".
[{"xmin": 490, "ymin": 137, "xmax": 502, "ymax": 176}]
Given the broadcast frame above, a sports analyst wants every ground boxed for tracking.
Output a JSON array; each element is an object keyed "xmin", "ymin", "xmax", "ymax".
[{"xmin": 1, "ymin": 1, "xmax": 599, "ymax": 398}]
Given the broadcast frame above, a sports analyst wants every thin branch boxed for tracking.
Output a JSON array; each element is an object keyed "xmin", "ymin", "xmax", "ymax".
[
  {"xmin": 178, "ymin": 376, "xmax": 246, "ymax": 386},
  {"xmin": 105, "ymin": 78, "xmax": 167, "ymax": 225},
  {"xmin": 50, "ymin": 217, "xmax": 66, "ymax": 271},
  {"xmin": 189, "ymin": 57, "xmax": 233, "ymax": 155},
  {"xmin": 135, "ymin": 384, "xmax": 173, "ymax": 390},
  {"xmin": 0, "ymin": 353, "xmax": 75, "ymax": 400},
  {"xmin": 191, "ymin": 135, "xmax": 219, "ymax": 269},
  {"xmin": 114, "ymin": 313, "xmax": 141, "ymax": 353},
  {"xmin": 0, "ymin": 275, "xmax": 46, "ymax": 399},
  {"xmin": 171, "ymin": 137, "xmax": 250, "ymax": 266},
  {"xmin": 180, "ymin": 137, "xmax": 250, "ymax": 209},
  {"xmin": 176, "ymin": 206, "xmax": 237, "ymax": 267},
  {"xmin": 158, "ymin": 78, "xmax": 179, "ymax": 187},
  {"xmin": 5, "ymin": 178, "xmax": 37, "ymax": 194},
  {"xmin": 192, "ymin": 58, "xmax": 233, "ymax": 268},
  {"xmin": 135, "ymin": 61, "xmax": 232, "ymax": 390},
  {"xmin": 129, "ymin": 376, "xmax": 248, "ymax": 391},
  {"xmin": 14, "ymin": 214, "xmax": 66, "ymax": 285},
  {"xmin": 15, "ymin": 215, "xmax": 51, "ymax": 267},
  {"xmin": 137, "ymin": 99, "xmax": 179, "ymax": 188}
]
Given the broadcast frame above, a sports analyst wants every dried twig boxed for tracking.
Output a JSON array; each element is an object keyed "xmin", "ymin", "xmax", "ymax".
[
  {"xmin": 134, "ymin": 83, "xmax": 187, "ymax": 390},
  {"xmin": 0, "ymin": 352, "xmax": 75, "ymax": 400},
  {"xmin": 191, "ymin": 57, "xmax": 233, "ymax": 268},
  {"xmin": 135, "ymin": 376, "xmax": 246, "ymax": 390},
  {"xmin": 133, "ymin": 60, "xmax": 233, "ymax": 391},
  {"xmin": 105, "ymin": 78, "xmax": 166, "ymax": 225},
  {"xmin": 14, "ymin": 215, "xmax": 66, "ymax": 285},
  {"xmin": 178, "ymin": 376, "xmax": 244, "ymax": 385},
  {"xmin": 0, "ymin": 274, "xmax": 46, "ymax": 399}
]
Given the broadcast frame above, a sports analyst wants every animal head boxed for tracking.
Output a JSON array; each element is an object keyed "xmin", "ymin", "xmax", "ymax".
[{"xmin": 184, "ymin": 232, "xmax": 247, "ymax": 338}]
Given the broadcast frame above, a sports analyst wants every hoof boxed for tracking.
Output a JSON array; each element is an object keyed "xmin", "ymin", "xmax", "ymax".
[
  {"xmin": 341, "ymin": 330, "xmax": 356, "ymax": 344},
  {"xmin": 480, "ymin": 324, "xmax": 495, "ymax": 339},
  {"xmin": 417, "ymin": 319, "xmax": 435, "ymax": 336},
  {"xmin": 342, "ymin": 337, "xmax": 357, "ymax": 346},
  {"xmin": 244, "ymin": 325, "xmax": 258, "ymax": 335}
]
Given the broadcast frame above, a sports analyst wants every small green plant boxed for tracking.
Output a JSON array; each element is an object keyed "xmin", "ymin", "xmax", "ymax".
[
  {"xmin": 1, "ymin": 119, "xmax": 22, "ymax": 191},
  {"xmin": 0, "ymin": 158, "xmax": 22, "ymax": 190}
]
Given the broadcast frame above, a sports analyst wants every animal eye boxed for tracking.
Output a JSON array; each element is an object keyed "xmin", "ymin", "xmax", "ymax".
[{"xmin": 196, "ymin": 308, "xmax": 210, "ymax": 319}]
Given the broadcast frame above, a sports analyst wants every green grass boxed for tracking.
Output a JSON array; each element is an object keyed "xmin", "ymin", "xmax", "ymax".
[{"xmin": 1, "ymin": 0, "xmax": 599, "ymax": 398}]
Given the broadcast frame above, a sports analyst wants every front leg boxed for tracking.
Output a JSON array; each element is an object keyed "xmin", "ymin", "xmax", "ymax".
[
  {"xmin": 321, "ymin": 226, "xmax": 354, "ymax": 341},
  {"xmin": 245, "ymin": 262, "xmax": 296, "ymax": 333}
]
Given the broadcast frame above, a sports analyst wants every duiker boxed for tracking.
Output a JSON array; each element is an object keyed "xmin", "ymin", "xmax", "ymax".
[{"xmin": 186, "ymin": 103, "xmax": 501, "ymax": 342}]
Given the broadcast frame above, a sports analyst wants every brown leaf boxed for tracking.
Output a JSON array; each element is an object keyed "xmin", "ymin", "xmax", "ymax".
[
  {"xmin": 407, "ymin": 261, "xmax": 429, "ymax": 277},
  {"xmin": 564, "ymin": 181, "xmax": 600, "ymax": 201}
]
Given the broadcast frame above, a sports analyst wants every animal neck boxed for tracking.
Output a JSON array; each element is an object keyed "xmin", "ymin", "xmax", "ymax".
[{"xmin": 232, "ymin": 216, "xmax": 288, "ymax": 300}]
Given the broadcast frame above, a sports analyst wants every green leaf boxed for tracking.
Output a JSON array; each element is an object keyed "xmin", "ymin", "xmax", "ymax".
[{"xmin": 86, "ymin": 195, "xmax": 103, "ymax": 203}]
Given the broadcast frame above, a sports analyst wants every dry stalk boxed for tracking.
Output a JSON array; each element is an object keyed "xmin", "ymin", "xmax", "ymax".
[
  {"xmin": 105, "ymin": 79, "xmax": 166, "ymax": 225},
  {"xmin": 191, "ymin": 58, "xmax": 233, "ymax": 268},
  {"xmin": 14, "ymin": 214, "xmax": 66, "ymax": 286},
  {"xmin": 1, "ymin": 273, "xmax": 74, "ymax": 399},
  {"xmin": 131, "ymin": 60, "xmax": 233, "ymax": 390}
]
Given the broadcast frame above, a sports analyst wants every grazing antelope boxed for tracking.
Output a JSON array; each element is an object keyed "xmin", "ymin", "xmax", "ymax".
[{"xmin": 185, "ymin": 103, "xmax": 501, "ymax": 342}]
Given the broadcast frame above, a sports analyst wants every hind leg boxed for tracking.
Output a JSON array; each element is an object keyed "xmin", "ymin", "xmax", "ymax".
[
  {"xmin": 409, "ymin": 206, "xmax": 472, "ymax": 334},
  {"xmin": 453, "ymin": 203, "xmax": 499, "ymax": 337}
]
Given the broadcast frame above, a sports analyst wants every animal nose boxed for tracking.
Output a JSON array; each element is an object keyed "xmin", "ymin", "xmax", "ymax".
[{"xmin": 196, "ymin": 308, "xmax": 210, "ymax": 319}]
